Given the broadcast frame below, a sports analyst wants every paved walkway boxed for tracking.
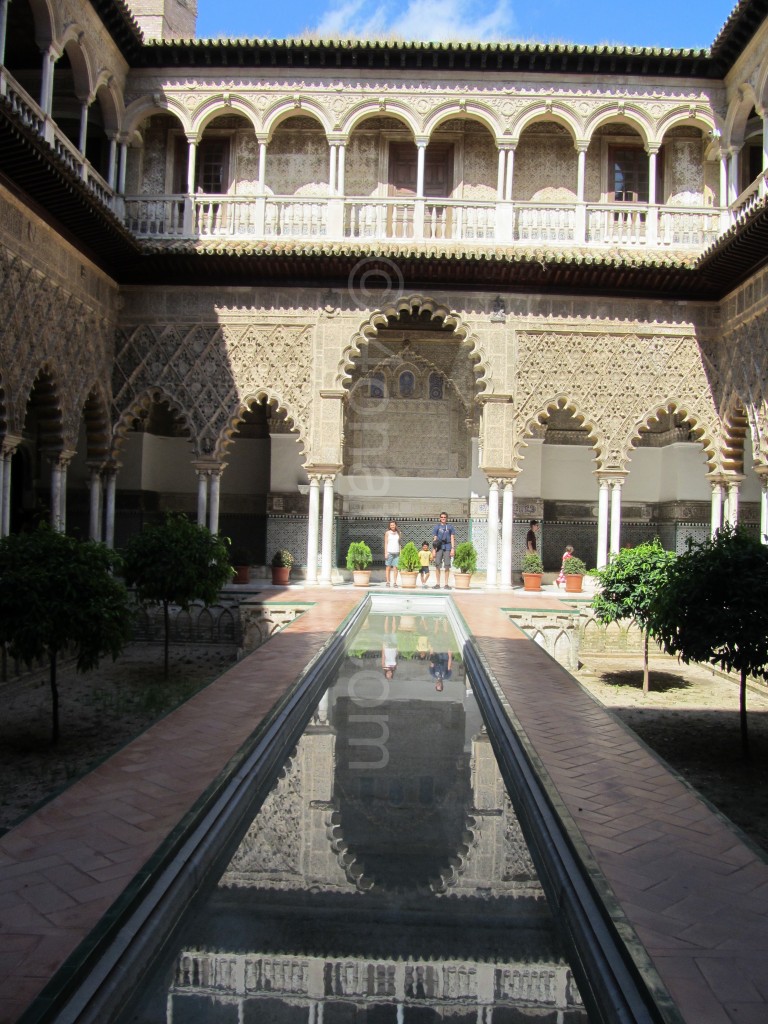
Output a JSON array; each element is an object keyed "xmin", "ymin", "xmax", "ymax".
[{"xmin": 1, "ymin": 584, "xmax": 766, "ymax": 1024}]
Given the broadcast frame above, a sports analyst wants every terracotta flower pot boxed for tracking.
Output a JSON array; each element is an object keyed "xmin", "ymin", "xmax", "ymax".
[
  {"xmin": 352, "ymin": 570, "xmax": 371, "ymax": 587},
  {"xmin": 452, "ymin": 572, "xmax": 471, "ymax": 590},
  {"xmin": 271, "ymin": 566, "xmax": 291, "ymax": 585},
  {"xmin": 522, "ymin": 572, "xmax": 543, "ymax": 591},
  {"xmin": 564, "ymin": 574, "xmax": 583, "ymax": 593},
  {"xmin": 399, "ymin": 571, "xmax": 419, "ymax": 589},
  {"xmin": 233, "ymin": 564, "xmax": 250, "ymax": 585}
]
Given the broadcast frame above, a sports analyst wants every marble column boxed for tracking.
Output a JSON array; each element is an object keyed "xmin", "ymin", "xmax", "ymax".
[
  {"xmin": 485, "ymin": 478, "xmax": 500, "ymax": 588},
  {"xmin": 710, "ymin": 479, "xmax": 724, "ymax": 537},
  {"xmin": 726, "ymin": 478, "xmax": 740, "ymax": 527},
  {"xmin": 499, "ymin": 479, "xmax": 514, "ymax": 589},
  {"xmin": 609, "ymin": 478, "xmax": 623, "ymax": 557},
  {"xmin": 759, "ymin": 471, "xmax": 768, "ymax": 544},
  {"xmin": 320, "ymin": 475, "xmax": 335, "ymax": 585},
  {"xmin": 596, "ymin": 477, "xmax": 610, "ymax": 567},
  {"xmin": 305, "ymin": 475, "xmax": 321, "ymax": 585},
  {"xmin": 50, "ymin": 457, "xmax": 63, "ymax": 532},
  {"xmin": 104, "ymin": 468, "xmax": 117, "ymax": 548},
  {"xmin": 88, "ymin": 465, "xmax": 102, "ymax": 541},
  {"xmin": 208, "ymin": 469, "xmax": 222, "ymax": 534},
  {"xmin": 196, "ymin": 469, "xmax": 208, "ymax": 526},
  {"xmin": 0, "ymin": 0, "xmax": 9, "ymax": 70},
  {"xmin": 0, "ymin": 438, "xmax": 19, "ymax": 536}
]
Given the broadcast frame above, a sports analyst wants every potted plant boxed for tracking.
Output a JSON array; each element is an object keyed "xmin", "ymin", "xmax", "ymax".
[
  {"xmin": 522, "ymin": 552, "xmax": 544, "ymax": 591},
  {"xmin": 452, "ymin": 541, "xmax": 477, "ymax": 590},
  {"xmin": 563, "ymin": 555, "xmax": 588, "ymax": 593},
  {"xmin": 271, "ymin": 549, "xmax": 294, "ymax": 585},
  {"xmin": 346, "ymin": 540, "xmax": 373, "ymax": 586},
  {"xmin": 397, "ymin": 541, "xmax": 421, "ymax": 589},
  {"xmin": 229, "ymin": 545, "xmax": 252, "ymax": 585}
]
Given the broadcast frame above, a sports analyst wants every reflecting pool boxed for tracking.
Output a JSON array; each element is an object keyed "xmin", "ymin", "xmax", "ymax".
[{"xmin": 119, "ymin": 610, "xmax": 590, "ymax": 1022}]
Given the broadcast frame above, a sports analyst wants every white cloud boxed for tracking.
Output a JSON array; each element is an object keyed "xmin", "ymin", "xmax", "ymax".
[{"xmin": 310, "ymin": 0, "xmax": 517, "ymax": 43}]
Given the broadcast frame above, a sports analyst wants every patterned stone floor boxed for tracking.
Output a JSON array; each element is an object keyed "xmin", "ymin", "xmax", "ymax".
[{"xmin": 1, "ymin": 582, "xmax": 766, "ymax": 1024}]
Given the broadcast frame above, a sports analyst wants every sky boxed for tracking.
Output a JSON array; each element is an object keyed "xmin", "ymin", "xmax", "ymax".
[{"xmin": 194, "ymin": 0, "xmax": 736, "ymax": 49}]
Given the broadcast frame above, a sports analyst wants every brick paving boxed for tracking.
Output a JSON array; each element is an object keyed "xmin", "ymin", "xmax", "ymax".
[{"xmin": 1, "ymin": 584, "xmax": 766, "ymax": 1024}]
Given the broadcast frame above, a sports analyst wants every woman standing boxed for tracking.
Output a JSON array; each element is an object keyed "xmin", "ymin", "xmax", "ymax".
[{"xmin": 384, "ymin": 519, "xmax": 401, "ymax": 587}]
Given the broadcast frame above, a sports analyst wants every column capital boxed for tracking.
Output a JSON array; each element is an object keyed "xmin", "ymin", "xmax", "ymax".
[
  {"xmin": 594, "ymin": 470, "xmax": 628, "ymax": 485},
  {"xmin": 1, "ymin": 433, "xmax": 22, "ymax": 456}
]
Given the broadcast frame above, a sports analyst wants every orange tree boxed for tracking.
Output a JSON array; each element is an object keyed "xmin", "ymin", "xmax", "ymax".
[
  {"xmin": 590, "ymin": 539, "xmax": 676, "ymax": 695},
  {"xmin": 0, "ymin": 526, "xmax": 133, "ymax": 743},
  {"xmin": 121, "ymin": 513, "xmax": 233, "ymax": 678},
  {"xmin": 649, "ymin": 525, "xmax": 768, "ymax": 759}
]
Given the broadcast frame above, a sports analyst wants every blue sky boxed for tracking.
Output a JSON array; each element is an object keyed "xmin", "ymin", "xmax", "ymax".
[{"xmin": 195, "ymin": 0, "xmax": 735, "ymax": 49}]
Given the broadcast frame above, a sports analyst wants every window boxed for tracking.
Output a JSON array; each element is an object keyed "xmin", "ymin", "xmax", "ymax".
[
  {"xmin": 609, "ymin": 146, "xmax": 649, "ymax": 203},
  {"xmin": 399, "ymin": 371, "xmax": 415, "ymax": 398},
  {"xmin": 429, "ymin": 373, "xmax": 444, "ymax": 400},
  {"xmin": 370, "ymin": 373, "xmax": 385, "ymax": 399},
  {"xmin": 173, "ymin": 135, "xmax": 230, "ymax": 194}
]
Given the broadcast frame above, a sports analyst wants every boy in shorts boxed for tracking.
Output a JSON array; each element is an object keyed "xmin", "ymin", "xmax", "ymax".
[{"xmin": 418, "ymin": 541, "xmax": 433, "ymax": 587}]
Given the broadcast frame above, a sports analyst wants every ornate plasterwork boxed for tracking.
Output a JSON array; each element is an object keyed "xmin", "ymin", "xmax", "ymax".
[
  {"xmin": 112, "ymin": 320, "xmax": 313, "ymax": 459},
  {"xmin": 0, "ymin": 245, "xmax": 113, "ymax": 452},
  {"xmin": 707, "ymin": 310, "xmax": 768, "ymax": 466},
  {"xmin": 513, "ymin": 329, "xmax": 722, "ymax": 473}
]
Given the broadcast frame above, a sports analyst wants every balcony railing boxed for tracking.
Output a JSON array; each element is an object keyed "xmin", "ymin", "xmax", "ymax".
[
  {"xmin": 123, "ymin": 192, "xmax": 724, "ymax": 250},
  {"xmin": 0, "ymin": 65, "xmax": 757, "ymax": 255}
]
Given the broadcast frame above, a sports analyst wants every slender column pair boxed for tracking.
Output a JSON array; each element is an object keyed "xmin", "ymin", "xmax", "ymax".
[
  {"xmin": 710, "ymin": 476, "xmax": 742, "ymax": 536},
  {"xmin": 194, "ymin": 464, "xmax": 225, "ymax": 534},
  {"xmin": 595, "ymin": 474, "xmax": 626, "ymax": 568},
  {"xmin": 305, "ymin": 474, "xmax": 335, "ymax": 585},
  {"xmin": 484, "ymin": 476, "xmax": 516, "ymax": 588},
  {"xmin": 49, "ymin": 451, "xmax": 75, "ymax": 533}
]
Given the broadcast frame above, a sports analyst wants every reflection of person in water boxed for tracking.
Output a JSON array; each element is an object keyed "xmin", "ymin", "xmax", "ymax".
[
  {"xmin": 429, "ymin": 650, "xmax": 453, "ymax": 691},
  {"xmin": 381, "ymin": 615, "xmax": 399, "ymax": 679}
]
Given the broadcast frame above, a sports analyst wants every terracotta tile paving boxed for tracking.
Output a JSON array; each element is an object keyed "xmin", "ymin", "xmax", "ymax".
[
  {"xmin": 0, "ymin": 589, "xmax": 359, "ymax": 1024},
  {"xmin": 454, "ymin": 591, "xmax": 768, "ymax": 1024},
  {"xmin": 1, "ymin": 586, "xmax": 766, "ymax": 1024}
]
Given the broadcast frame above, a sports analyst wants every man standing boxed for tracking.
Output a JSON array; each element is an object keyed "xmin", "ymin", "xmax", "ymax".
[
  {"xmin": 432, "ymin": 511, "xmax": 456, "ymax": 589},
  {"xmin": 526, "ymin": 520, "xmax": 539, "ymax": 553}
]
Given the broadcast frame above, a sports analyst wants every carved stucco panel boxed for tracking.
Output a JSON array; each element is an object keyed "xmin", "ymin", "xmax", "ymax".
[
  {"xmin": 514, "ymin": 330, "xmax": 721, "ymax": 472},
  {"xmin": 0, "ymin": 245, "xmax": 113, "ymax": 445},
  {"xmin": 113, "ymin": 321, "xmax": 313, "ymax": 458}
]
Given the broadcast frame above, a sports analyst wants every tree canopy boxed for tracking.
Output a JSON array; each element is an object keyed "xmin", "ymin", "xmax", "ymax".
[
  {"xmin": 0, "ymin": 527, "xmax": 133, "ymax": 743},
  {"xmin": 121, "ymin": 513, "xmax": 233, "ymax": 677},
  {"xmin": 590, "ymin": 539, "xmax": 676, "ymax": 694},
  {"xmin": 649, "ymin": 525, "xmax": 768, "ymax": 758}
]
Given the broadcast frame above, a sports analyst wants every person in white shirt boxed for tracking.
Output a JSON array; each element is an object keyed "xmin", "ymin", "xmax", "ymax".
[{"xmin": 383, "ymin": 519, "xmax": 401, "ymax": 587}]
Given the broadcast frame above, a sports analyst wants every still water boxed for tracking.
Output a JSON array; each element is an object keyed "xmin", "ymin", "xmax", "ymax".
[{"xmin": 119, "ymin": 610, "xmax": 590, "ymax": 1022}]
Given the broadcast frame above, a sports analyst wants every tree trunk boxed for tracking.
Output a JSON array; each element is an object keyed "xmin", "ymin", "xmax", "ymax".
[
  {"xmin": 740, "ymin": 666, "xmax": 750, "ymax": 761},
  {"xmin": 49, "ymin": 649, "xmax": 59, "ymax": 744},
  {"xmin": 163, "ymin": 600, "xmax": 170, "ymax": 680},
  {"xmin": 642, "ymin": 630, "xmax": 650, "ymax": 696}
]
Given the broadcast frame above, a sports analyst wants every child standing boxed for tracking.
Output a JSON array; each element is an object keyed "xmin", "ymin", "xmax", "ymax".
[
  {"xmin": 556, "ymin": 545, "xmax": 574, "ymax": 588},
  {"xmin": 418, "ymin": 541, "xmax": 433, "ymax": 587}
]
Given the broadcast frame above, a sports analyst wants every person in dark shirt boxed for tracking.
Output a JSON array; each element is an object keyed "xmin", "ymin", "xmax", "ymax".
[{"xmin": 526, "ymin": 520, "xmax": 539, "ymax": 553}]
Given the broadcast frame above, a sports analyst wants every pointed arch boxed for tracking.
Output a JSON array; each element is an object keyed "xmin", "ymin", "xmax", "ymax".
[
  {"xmin": 111, "ymin": 386, "xmax": 195, "ymax": 460},
  {"xmin": 215, "ymin": 390, "xmax": 307, "ymax": 462},
  {"xmin": 515, "ymin": 395, "xmax": 603, "ymax": 472},
  {"xmin": 624, "ymin": 400, "xmax": 716, "ymax": 474},
  {"xmin": 337, "ymin": 294, "xmax": 490, "ymax": 394}
]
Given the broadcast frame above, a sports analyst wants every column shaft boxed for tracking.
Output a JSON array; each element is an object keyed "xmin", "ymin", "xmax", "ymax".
[
  {"xmin": 609, "ymin": 480, "xmax": 622, "ymax": 557},
  {"xmin": 104, "ymin": 472, "xmax": 117, "ymax": 548},
  {"xmin": 89, "ymin": 468, "xmax": 102, "ymax": 541},
  {"xmin": 208, "ymin": 472, "xmax": 221, "ymax": 534},
  {"xmin": 596, "ymin": 479, "xmax": 610, "ymax": 567},
  {"xmin": 320, "ymin": 477, "xmax": 334, "ymax": 584},
  {"xmin": 196, "ymin": 471, "xmax": 208, "ymax": 526},
  {"xmin": 305, "ymin": 476, "xmax": 321, "ymax": 585},
  {"xmin": 710, "ymin": 481, "xmax": 723, "ymax": 537},
  {"xmin": 50, "ymin": 460, "xmax": 62, "ymax": 532},
  {"xmin": 499, "ymin": 481, "xmax": 514, "ymax": 588},
  {"xmin": 485, "ymin": 480, "xmax": 499, "ymax": 588}
]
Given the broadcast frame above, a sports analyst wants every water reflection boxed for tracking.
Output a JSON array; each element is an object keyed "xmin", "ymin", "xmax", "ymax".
[{"xmin": 120, "ymin": 613, "xmax": 589, "ymax": 1022}]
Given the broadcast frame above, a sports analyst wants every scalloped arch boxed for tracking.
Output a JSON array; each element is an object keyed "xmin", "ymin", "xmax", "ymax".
[
  {"xmin": 191, "ymin": 96, "xmax": 261, "ymax": 136},
  {"xmin": 19, "ymin": 364, "xmax": 64, "ymax": 451},
  {"xmin": 263, "ymin": 98, "xmax": 332, "ymax": 139},
  {"xmin": 423, "ymin": 102, "xmax": 501, "ymax": 139},
  {"xmin": 336, "ymin": 294, "xmax": 490, "ymax": 394},
  {"xmin": 111, "ymin": 387, "xmax": 195, "ymax": 460},
  {"xmin": 584, "ymin": 105, "xmax": 653, "ymax": 146},
  {"xmin": 80, "ymin": 385, "xmax": 112, "ymax": 462},
  {"xmin": 512, "ymin": 104, "xmax": 582, "ymax": 142},
  {"xmin": 623, "ymin": 400, "xmax": 717, "ymax": 474},
  {"xmin": 515, "ymin": 395, "xmax": 603, "ymax": 471},
  {"xmin": 214, "ymin": 389, "xmax": 307, "ymax": 462}
]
